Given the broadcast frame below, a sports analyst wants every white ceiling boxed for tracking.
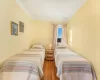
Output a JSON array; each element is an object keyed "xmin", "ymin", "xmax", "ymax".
[{"xmin": 16, "ymin": 0, "xmax": 86, "ymax": 23}]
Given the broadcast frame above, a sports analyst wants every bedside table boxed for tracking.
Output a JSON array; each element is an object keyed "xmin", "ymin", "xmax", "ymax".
[{"xmin": 45, "ymin": 49, "xmax": 54, "ymax": 61}]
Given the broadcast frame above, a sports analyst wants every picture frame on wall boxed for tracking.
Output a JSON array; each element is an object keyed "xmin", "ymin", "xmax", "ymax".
[
  {"xmin": 11, "ymin": 21, "xmax": 18, "ymax": 36},
  {"xmin": 19, "ymin": 21, "xmax": 24, "ymax": 32}
]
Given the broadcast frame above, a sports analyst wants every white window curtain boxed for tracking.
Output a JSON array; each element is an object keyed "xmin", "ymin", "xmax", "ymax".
[
  {"xmin": 62, "ymin": 24, "xmax": 67, "ymax": 45},
  {"xmin": 52, "ymin": 24, "xmax": 67, "ymax": 48},
  {"xmin": 52, "ymin": 24, "xmax": 58, "ymax": 48}
]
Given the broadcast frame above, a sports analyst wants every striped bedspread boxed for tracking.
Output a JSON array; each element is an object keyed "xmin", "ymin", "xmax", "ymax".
[
  {"xmin": 22, "ymin": 49, "xmax": 45, "ymax": 68},
  {"xmin": 8, "ymin": 54, "xmax": 43, "ymax": 68},
  {"xmin": 57, "ymin": 61, "xmax": 96, "ymax": 80},
  {"xmin": 55, "ymin": 48, "xmax": 97, "ymax": 80},
  {"xmin": 0, "ymin": 60, "xmax": 42, "ymax": 80}
]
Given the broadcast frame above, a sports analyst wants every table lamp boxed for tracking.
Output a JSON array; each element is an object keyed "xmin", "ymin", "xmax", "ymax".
[{"xmin": 49, "ymin": 44, "xmax": 52, "ymax": 49}]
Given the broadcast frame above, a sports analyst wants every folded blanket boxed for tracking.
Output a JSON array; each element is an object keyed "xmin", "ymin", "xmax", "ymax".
[{"xmin": 57, "ymin": 61, "xmax": 97, "ymax": 80}]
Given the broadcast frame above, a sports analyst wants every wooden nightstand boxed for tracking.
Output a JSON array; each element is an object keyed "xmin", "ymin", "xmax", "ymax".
[{"xmin": 45, "ymin": 49, "xmax": 54, "ymax": 61}]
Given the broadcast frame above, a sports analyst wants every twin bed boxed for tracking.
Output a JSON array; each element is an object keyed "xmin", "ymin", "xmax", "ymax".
[
  {"xmin": 54, "ymin": 46, "xmax": 97, "ymax": 80},
  {"xmin": 0, "ymin": 44, "xmax": 97, "ymax": 80},
  {"xmin": 0, "ymin": 45, "xmax": 45, "ymax": 80}
]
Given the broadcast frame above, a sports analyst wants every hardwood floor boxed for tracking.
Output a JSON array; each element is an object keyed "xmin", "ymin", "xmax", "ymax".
[{"xmin": 41, "ymin": 60, "xmax": 59, "ymax": 80}]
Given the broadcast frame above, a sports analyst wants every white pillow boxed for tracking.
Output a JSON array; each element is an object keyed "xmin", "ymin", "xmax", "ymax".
[
  {"xmin": 32, "ymin": 45, "xmax": 44, "ymax": 49},
  {"xmin": 56, "ymin": 43, "xmax": 67, "ymax": 48}
]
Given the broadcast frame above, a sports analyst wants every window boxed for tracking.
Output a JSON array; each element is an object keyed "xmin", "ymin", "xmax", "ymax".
[
  {"xmin": 57, "ymin": 25, "xmax": 63, "ymax": 43},
  {"xmin": 53, "ymin": 24, "xmax": 67, "ymax": 47}
]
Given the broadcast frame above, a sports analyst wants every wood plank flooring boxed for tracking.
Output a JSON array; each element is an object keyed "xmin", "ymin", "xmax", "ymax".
[{"xmin": 41, "ymin": 60, "xmax": 59, "ymax": 80}]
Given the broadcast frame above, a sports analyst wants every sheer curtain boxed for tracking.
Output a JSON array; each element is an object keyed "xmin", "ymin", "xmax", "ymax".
[
  {"xmin": 62, "ymin": 24, "xmax": 67, "ymax": 45},
  {"xmin": 52, "ymin": 24, "xmax": 67, "ymax": 48},
  {"xmin": 52, "ymin": 24, "xmax": 58, "ymax": 49}
]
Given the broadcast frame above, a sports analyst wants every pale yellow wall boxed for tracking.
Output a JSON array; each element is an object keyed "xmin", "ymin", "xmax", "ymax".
[
  {"xmin": 67, "ymin": 0, "xmax": 99, "ymax": 79},
  {"xmin": 32, "ymin": 21, "xmax": 53, "ymax": 48},
  {"xmin": 0, "ymin": 0, "xmax": 36, "ymax": 63},
  {"xmin": 96, "ymin": 0, "xmax": 100, "ymax": 79}
]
